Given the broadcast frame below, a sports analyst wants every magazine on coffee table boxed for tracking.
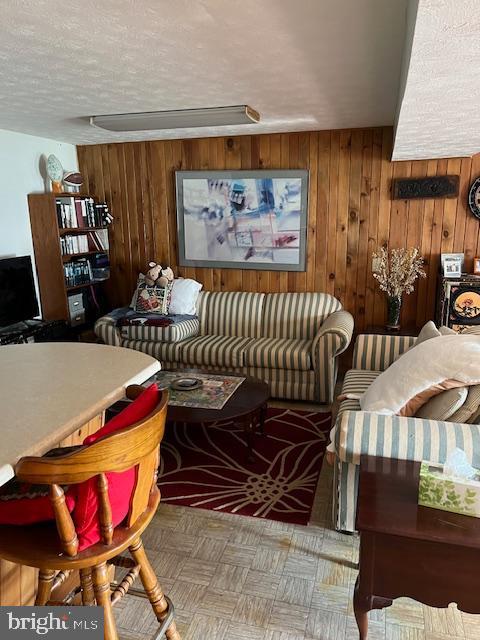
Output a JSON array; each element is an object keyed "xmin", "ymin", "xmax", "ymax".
[{"xmin": 151, "ymin": 372, "xmax": 245, "ymax": 409}]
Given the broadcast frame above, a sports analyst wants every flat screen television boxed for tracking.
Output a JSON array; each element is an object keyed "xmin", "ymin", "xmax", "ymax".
[{"xmin": 0, "ymin": 256, "xmax": 39, "ymax": 328}]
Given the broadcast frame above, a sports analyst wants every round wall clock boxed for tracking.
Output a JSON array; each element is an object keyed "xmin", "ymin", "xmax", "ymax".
[{"xmin": 468, "ymin": 177, "xmax": 480, "ymax": 220}]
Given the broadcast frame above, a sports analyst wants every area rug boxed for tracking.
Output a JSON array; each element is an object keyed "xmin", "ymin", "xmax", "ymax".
[{"xmin": 158, "ymin": 408, "xmax": 332, "ymax": 525}]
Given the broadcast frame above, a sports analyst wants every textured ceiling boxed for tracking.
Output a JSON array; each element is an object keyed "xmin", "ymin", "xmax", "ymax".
[
  {"xmin": 393, "ymin": 0, "xmax": 480, "ymax": 160},
  {"xmin": 0, "ymin": 0, "xmax": 407, "ymax": 145}
]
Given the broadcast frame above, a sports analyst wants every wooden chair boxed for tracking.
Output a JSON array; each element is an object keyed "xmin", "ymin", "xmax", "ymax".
[{"xmin": 0, "ymin": 386, "xmax": 180, "ymax": 640}]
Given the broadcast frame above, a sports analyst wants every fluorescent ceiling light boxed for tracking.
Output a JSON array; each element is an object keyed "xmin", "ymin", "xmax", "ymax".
[{"xmin": 90, "ymin": 105, "xmax": 260, "ymax": 132}]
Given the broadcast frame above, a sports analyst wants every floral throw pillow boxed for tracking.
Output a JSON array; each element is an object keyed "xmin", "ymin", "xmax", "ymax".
[{"xmin": 132, "ymin": 277, "xmax": 173, "ymax": 315}]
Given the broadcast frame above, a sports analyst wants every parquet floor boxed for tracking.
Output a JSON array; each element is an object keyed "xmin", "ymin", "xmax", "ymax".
[{"xmin": 115, "ymin": 400, "xmax": 480, "ymax": 640}]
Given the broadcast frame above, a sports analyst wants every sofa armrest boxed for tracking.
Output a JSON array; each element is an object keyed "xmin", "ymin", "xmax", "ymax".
[
  {"xmin": 352, "ymin": 333, "xmax": 416, "ymax": 371},
  {"xmin": 311, "ymin": 310, "xmax": 354, "ymax": 403},
  {"xmin": 330, "ymin": 409, "xmax": 480, "ymax": 467},
  {"xmin": 312, "ymin": 309, "xmax": 354, "ymax": 357},
  {"xmin": 94, "ymin": 309, "xmax": 126, "ymax": 346}
]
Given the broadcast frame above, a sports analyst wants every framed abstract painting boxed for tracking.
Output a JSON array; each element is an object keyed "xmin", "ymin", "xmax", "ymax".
[{"xmin": 175, "ymin": 170, "xmax": 308, "ymax": 271}]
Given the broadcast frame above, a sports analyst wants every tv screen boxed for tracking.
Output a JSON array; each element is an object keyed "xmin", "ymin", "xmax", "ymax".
[{"xmin": 0, "ymin": 256, "xmax": 39, "ymax": 328}]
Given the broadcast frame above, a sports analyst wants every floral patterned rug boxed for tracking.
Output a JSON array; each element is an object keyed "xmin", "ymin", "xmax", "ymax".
[{"xmin": 158, "ymin": 408, "xmax": 331, "ymax": 525}]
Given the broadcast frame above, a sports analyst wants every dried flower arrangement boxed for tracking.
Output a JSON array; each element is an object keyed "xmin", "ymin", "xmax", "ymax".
[{"xmin": 372, "ymin": 247, "xmax": 426, "ymax": 330}]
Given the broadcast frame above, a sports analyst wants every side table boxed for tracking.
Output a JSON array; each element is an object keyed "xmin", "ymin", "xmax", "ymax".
[{"xmin": 354, "ymin": 456, "xmax": 480, "ymax": 639}]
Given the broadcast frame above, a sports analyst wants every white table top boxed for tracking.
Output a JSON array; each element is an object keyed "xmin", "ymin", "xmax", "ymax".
[{"xmin": 0, "ymin": 342, "xmax": 160, "ymax": 486}]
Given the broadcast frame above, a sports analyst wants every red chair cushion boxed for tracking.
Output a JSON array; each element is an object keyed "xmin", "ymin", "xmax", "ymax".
[
  {"xmin": 0, "ymin": 446, "xmax": 79, "ymax": 525},
  {"xmin": 74, "ymin": 383, "xmax": 160, "ymax": 551},
  {"xmin": 0, "ymin": 384, "xmax": 159, "ymax": 552}
]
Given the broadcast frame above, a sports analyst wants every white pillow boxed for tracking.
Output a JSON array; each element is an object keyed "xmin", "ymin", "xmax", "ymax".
[
  {"xmin": 361, "ymin": 334, "xmax": 480, "ymax": 415},
  {"xmin": 169, "ymin": 278, "xmax": 202, "ymax": 315}
]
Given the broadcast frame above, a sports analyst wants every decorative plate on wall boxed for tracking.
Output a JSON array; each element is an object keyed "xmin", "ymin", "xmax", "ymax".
[{"xmin": 468, "ymin": 177, "xmax": 480, "ymax": 220}]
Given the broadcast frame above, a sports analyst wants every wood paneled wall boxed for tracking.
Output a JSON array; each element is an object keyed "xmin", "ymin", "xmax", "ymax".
[{"xmin": 77, "ymin": 128, "xmax": 480, "ymax": 332}]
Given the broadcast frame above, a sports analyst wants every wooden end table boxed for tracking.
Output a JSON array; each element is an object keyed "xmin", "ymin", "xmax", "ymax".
[
  {"xmin": 354, "ymin": 456, "xmax": 480, "ymax": 639},
  {"xmin": 164, "ymin": 371, "xmax": 269, "ymax": 463}
]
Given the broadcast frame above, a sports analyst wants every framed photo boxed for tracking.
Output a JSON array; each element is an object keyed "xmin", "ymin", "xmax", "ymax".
[
  {"xmin": 441, "ymin": 253, "xmax": 463, "ymax": 278},
  {"xmin": 473, "ymin": 257, "xmax": 480, "ymax": 276},
  {"xmin": 175, "ymin": 170, "xmax": 308, "ymax": 271}
]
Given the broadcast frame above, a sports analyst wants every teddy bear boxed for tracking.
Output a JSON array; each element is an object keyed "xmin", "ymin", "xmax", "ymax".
[
  {"xmin": 144, "ymin": 262, "xmax": 163, "ymax": 286},
  {"xmin": 144, "ymin": 262, "xmax": 175, "ymax": 288}
]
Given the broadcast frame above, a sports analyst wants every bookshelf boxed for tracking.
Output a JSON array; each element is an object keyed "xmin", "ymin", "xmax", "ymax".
[{"xmin": 28, "ymin": 193, "xmax": 111, "ymax": 326}]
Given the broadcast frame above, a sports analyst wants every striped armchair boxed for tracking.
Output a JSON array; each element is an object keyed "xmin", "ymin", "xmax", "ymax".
[
  {"xmin": 331, "ymin": 333, "xmax": 480, "ymax": 533},
  {"xmin": 95, "ymin": 291, "xmax": 354, "ymax": 403}
]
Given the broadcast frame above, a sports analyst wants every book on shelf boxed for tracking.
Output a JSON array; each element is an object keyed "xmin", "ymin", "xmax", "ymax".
[
  {"xmin": 59, "ymin": 230, "xmax": 109, "ymax": 255},
  {"xmin": 63, "ymin": 258, "xmax": 93, "ymax": 287},
  {"xmin": 55, "ymin": 196, "xmax": 113, "ymax": 229}
]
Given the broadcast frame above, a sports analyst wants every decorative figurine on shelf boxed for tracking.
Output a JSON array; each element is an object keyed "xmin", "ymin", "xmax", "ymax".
[
  {"xmin": 63, "ymin": 171, "xmax": 83, "ymax": 193},
  {"xmin": 46, "ymin": 154, "xmax": 64, "ymax": 193},
  {"xmin": 372, "ymin": 246, "xmax": 426, "ymax": 332}
]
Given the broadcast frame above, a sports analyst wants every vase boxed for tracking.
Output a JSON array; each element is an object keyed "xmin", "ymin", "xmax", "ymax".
[{"xmin": 386, "ymin": 295, "xmax": 402, "ymax": 331}]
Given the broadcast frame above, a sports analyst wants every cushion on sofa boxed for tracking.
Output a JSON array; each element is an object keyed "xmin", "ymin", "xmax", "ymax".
[
  {"xmin": 198, "ymin": 291, "xmax": 265, "ymax": 338},
  {"xmin": 119, "ymin": 317, "xmax": 199, "ymax": 343},
  {"xmin": 121, "ymin": 338, "xmax": 181, "ymax": 363},
  {"xmin": 262, "ymin": 293, "xmax": 341, "ymax": 339},
  {"xmin": 179, "ymin": 335, "xmax": 254, "ymax": 368},
  {"xmin": 169, "ymin": 278, "xmax": 203, "ymax": 315},
  {"xmin": 449, "ymin": 384, "xmax": 480, "ymax": 423},
  {"xmin": 361, "ymin": 334, "xmax": 480, "ymax": 416},
  {"xmin": 415, "ymin": 386, "xmax": 468, "ymax": 420},
  {"xmin": 415, "ymin": 321, "xmax": 456, "ymax": 346},
  {"xmin": 337, "ymin": 369, "xmax": 382, "ymax": 416},
  {"xmin": 244, "ymin": 337, "xmax": 312, "ymax": 371}
]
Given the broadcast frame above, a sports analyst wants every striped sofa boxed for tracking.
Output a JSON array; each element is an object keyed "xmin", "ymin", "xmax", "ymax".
[
  {"xmin": 331, "ymin": 333, "xmax": 480, "ymax": 533},
  {"xmin": 95, "ymin": 291, "xmax": 354, "ymax": 403}
]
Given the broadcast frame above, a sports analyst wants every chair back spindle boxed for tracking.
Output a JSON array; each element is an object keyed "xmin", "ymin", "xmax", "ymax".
[
  {"xmin": 49, "ymin": 484, "xmax": 79, "ymax": 557},
  {"xmin": 97, "ymin": 473, "xmax": 114, "ymax": 545}
]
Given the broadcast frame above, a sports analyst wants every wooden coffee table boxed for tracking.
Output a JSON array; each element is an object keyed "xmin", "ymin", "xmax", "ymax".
[
  {"xmin": 164, "ymin": 371, "xmax": 269, "ymax": 462},
  {"xmin": 354, "ymin": 456, "xmax": 480, "ymax": 639}
]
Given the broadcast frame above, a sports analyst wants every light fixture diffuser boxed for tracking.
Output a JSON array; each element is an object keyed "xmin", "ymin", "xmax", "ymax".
[{"xmin": 90, "ymin": 105, "xmax": 260, "ymax": 132}]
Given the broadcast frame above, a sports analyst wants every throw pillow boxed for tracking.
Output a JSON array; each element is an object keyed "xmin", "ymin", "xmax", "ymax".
[
  {"xmin": 360, "ymin": 334, "xmax": 480, "ymax": 415},
  {"xmin": 415, "ymin": 386, "xmax": 468, "ymax": 420},
  {"xmin": 416, "ymin": 320, "xmax": 441, "ymax": 345},
  {"xmin": 414, "ymin": 321, "xmax": 456, "ymax": 347},
  {"xmin": 132, "ymin": 276, "xmax": 173, "ymax": 315},
  {"xmin": 169, "ymin": 278, "xmax": 203, "ymax": 315},
  {"xmin": 449, "ymin": 384, "xmax": 480, "ymax": 423}
]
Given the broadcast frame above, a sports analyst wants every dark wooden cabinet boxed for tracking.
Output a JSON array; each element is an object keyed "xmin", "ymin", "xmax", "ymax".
[{"xmin": 436, "ymin": 274, "xmax": 480, "ymax": 332}]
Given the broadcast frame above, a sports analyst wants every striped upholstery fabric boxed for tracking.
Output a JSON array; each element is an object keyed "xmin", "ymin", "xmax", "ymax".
[
  {"xmin": 352, "ymin": 334, "xmax": 416, "ymax": 371},
  {"xmin": 312, "ymin": 310, "xmax": 354, "ymax": 404},
  {"xmin": 450, "ymin": 384, "xmax": 480, "ymax": 423},
  {"xmin": 262, "ymin": 293, "xmax": 341, "ymax": 339},
  {"xmin": 337, "ymin": 369, "xmax": 381, "ymax": 416},
  {"xmin": 119, "ymin": 318, "xmax": 199, "ymax": 343},
  {"xmin": 121, "ymin": 339, "xmax": 181, "ymax": 363},
  {"xmin": 95, "ymin": 290, "xmax": 352, "ymax": 402},
  {"xmin": 94, "ymin": 315, "xmax": 122, "ymax": 347},
  {"xmin": 334, "ymin": 410, "xmax": 480, "ymax": 532},
  {"xmin": 245, "ymin": 366, "xmax": 317, "ymax": 402},
  {"xmin": 178, "ymin": 335, "xmax": 253, "ymax": 368},
  {"xmin": 198, "ymin": 291, "xmax": 265, "ymax": 337},
  {"xmin": 244, "ymin": 338, "xmax": 312, "ymax": 371}
]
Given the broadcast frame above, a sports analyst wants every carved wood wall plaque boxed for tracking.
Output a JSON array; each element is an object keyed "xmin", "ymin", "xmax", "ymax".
[{"xmin": 392, "ymin": 175, "xmax": 459, "ymax": 200}]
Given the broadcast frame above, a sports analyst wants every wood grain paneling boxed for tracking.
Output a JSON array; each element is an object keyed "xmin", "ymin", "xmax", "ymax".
[{"xmin": 78, "ymin": 128, "xmax": 480, "ymax": 332}]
